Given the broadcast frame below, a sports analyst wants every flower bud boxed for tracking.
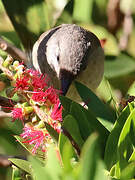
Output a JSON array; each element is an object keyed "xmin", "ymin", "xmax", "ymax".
[
  {"xmin": 32, "ymin": 116, "xmax": 38, "ymax": 123},
  {"xmin": 2, "ymin": 55, "xmax": 13, "ymax": 67},
  {"xmin": 24, "ymin": 106, "xmax": 33, "ymax": 114},
  {"xmin": 13, "ymin": 61, "xmax": 20, "ymax": 68},
  {"xmin": 36, "ymin": 120, "xmax": 45, "ymax": 128}
]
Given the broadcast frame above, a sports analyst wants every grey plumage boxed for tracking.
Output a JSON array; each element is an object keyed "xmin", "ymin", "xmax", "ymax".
[{"xmin": 32, "ymin": 24, "xmax": 104, "ymax": 101}]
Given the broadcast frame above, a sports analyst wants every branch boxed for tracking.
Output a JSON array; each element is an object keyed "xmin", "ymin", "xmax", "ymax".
[
  {"xmin": 0, "ymin": 36, "xmax": 27, "ymax": 63},
  {"xmin": 0, "ymin": 111, "xmax": 12, "ymax": 118},
  {"xmin": 119, "ymin": 11, "xmax": 133, "ymax": 50},
  {"xmin": 0, "ymin": 154, "xmax": 27, "ymax": 167},
  {"xmin": 0, "ymin": 154, "xmax": 11, "ymax": 167},
  {"xmin": 0, "ymin": 95, "xmax": 16, "ymax": 107},
  {"xmin": 107, "ymin": 0, "xmax": 124, "ymax": 34},
  {"xmin": 62, "ymin": 127, "xmax": 81, "ymax": 156}
]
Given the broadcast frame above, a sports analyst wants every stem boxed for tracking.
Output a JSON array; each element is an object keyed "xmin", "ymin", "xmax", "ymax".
[
  {"xmin": 0, "ymin": 111, "xmax": 12, "ymax": 118},
  {"xmin": 62, "ymin": 127, "xmax": 81, "ymax": 156},
  {"xmin": 0, "ymin": 37, "xmax": 27, "ymax": 63}
]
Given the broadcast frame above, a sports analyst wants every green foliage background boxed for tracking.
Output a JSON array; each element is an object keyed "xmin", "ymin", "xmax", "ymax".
[{"xmin": 0, "ymin": 0, "xmax": 135, "ymax": 180}]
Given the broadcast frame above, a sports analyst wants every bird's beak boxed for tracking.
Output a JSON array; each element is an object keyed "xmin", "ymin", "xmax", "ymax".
[
  {"xmin": 60, "ymin": 69, "xmax": 74, "ymax": 96},
  {"xmin": 61, "ymin": 78, "xmax": 72, "ymax": 95}
]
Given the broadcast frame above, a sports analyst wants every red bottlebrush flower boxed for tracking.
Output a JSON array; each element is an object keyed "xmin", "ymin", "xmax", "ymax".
[
  {"xmin": 51, "ymin": 99, "xmax": 63, "ymax": 122},
  {"xmin": 12, "ymin": 107, "xmax": 23, "ymax": 120},
  {"xmin": 31, "ymin": 73, "xmax": 48, "ymax": 90},
  {"xmin": 44, "ymin": 87, "xmax": 59, "ymax": 104},
  {"xmin": 32, "ymin": 87, "xmax": 59, "ymax": 104},
  {"xmin": 26, "ymin": 69, "xmax": 40, "ymax": 77},
  {"xmin": 32, "ymin": 91, "xmax": 46, "ymax": 102},
  {"xmin": 21, "ymin": 126, "xmax": 50, "ymax": 154},
  {"xmin": 15, "ymin": 76, "xmax": 29, "ymax": 91}
]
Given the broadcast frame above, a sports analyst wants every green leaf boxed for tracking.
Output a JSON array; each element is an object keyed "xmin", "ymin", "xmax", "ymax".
[
  {"xmin": 62, "ymin": 114, "xmax": 84, "ymax": 149},
  {"xmin": 104, "ymin": 105, "xmax": 130, "ymax": 170},
  {"xmin": 73, "ymin": 0, "xmax": 94, "ymax": 23},
  {"xmin": 14, "ymin": 135, "xmax": 32, "ymax": 155},
  {"xmin": 128, "ymin": 80, "xmax": 135, "ymax": 96},
  {"xmin": 79, "ymin": 133, "xmax": 108, "ymax": 180},
  {"xmin": 59, "ymin": 95, "xmax": 72, "ymax": 118},
  {"xmin": 14, "ymin": 135, "xmax": 45, "ymax": 158},
  {"xmin": 0, "ymin": 129, "xmax": 21, "ymax": 155},
  {"xmin": 45, "ymin": 122, "xmax": 59, "ymax": 142},
  {"xmin": 97, "ymin": 77, "xmax": 119, "ymax": 115},
  {"xmin": 2, "ymin": 0, "xmax": 49, "ymax": 51},
  {"xmin": 104, "ymin": 54, "xmax": 135, "ymax": 79},
  {"xmin": 120, "ymin": 162, "xmax": 135, "ymax": 180},
  {"xmin": 129, "ymin": 148, "xmax": 135, "ymax": 162},
  {"xmin": 70, "ymin": 102, "xmax": 92, "ymax": 140},
  {"xmin": 75, "ymin": 81, "xmax": 114, "ymax": 132},
  {"xmin": 61, "ymin": 140, "xmax": 74, "ymax": 174},
  {"xmin": 70, "ymin": 101, "xmax": 109, "ymax": 139},
  {"xmin": 58, "ymin": 132, "xmax": 67, "ymax": 159},
  {"xmin": 9, "ymin": 158, "xmax": 32, "ymax": 175},
  {"xmin": 12, "ymin": 165, "xmax": 22, "ymax": 180},
  {"xmin": 58, "ymin": 132, "xmax": 76, "ymax": 171},
  {"xmin": 29, "ymin": 156, "xmax": 52, "ymax": 180},
  {"xmin": 45, "ymin": 146, "xmax": 62, "ymax": 180},
  {"xmin": 117, "ymin": 108, "xmax": 135, "ymax": 171}
]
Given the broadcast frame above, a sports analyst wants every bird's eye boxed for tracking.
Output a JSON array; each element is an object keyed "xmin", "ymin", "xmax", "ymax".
[{"xmin": 57, "ymin": 55, "xmax": 60, "ymax": 62}]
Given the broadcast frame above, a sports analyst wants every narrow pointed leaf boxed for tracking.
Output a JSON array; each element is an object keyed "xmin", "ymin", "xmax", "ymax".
[
  {"xmin": 79, "ymin": 133, "xmax": 108, "ymax": 180},
  {"xmin": 104, "ymin": 105, "xmax": 130, "ymax": 169},
  {"xmin": 75, "ymin": 81, "xmax": 114, "ymax": 132},
  {"xmin": 9, "ymin": 158, "xmax": 32, "ymax": 174},
  {"xmin": 45, "ymin": 146, "xmax": 62, "ymax": 180},
  {"xmin": 29, "ymin": 156, "xmax": 52, "ymax": 180},
  {"xmin": 62, "ymin": 114, "xmax": 84, "ymax": 149}
]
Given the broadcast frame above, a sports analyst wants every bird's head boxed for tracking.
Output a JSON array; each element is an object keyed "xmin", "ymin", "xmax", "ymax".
[{"xmin": 32, "ymin": 24, "xmax": 104, "ymax": 98}]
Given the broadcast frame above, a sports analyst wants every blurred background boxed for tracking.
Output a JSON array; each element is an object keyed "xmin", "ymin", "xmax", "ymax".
[{"xmin": 0, "ymin": 0, "xmax": 135, "ymax": 179}]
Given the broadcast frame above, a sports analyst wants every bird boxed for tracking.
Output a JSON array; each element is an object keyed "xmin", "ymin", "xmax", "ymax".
[{"xmin": 32, "ymin": 24, "xmax": 104, "ymax": 102}]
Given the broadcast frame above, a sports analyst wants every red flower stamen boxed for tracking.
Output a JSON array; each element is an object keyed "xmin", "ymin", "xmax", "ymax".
[
  {"xmin": 21, "ymin": 126, "xmax": 50, "ymax": 154},
  {"xmin": 12, "ymin": 107, "xmax": 23, "ymax": 121},
  {"xmin": 15, "ymin": 76, "xmax": 29, "ymax": 91},
  {"xmin": 51, "ymin": 99, "xmax": 63, "ymax": 122}
]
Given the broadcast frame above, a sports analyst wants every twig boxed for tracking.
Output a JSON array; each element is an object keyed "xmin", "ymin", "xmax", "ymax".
[
  {"xmin": 0, "ymin": 154, "xmax": 12, "ymax": 167},
  {"xmin": 107, "ymin": 0, "xmax": 124, "ymax": 34},
  {"xmin": 0, "ymin": 95, "xmax": 16, "ymax": 107},
  {"xmin": 119, "ymin": 11, "xmax": 133, "ymax": 50},
  {"xmin": 0, "ymin": 37, "xmax": 27, "ymax": 63},
  {"xmin": 0, "ymin": 111, "xmax": 12, "ymax": 118},
  {"xmin": 62, "ymin": 127, "xmax": 81, "ymax": 156},
  {"xmin": 0, "ymin": 154, "xmax": 27, "ymax": 167}
]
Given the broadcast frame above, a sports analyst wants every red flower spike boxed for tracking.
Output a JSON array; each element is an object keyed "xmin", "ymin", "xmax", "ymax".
[
  {"xmin": 32, "ymin": 73, "xmax": 48, "ymax": 90},
  {"xmin": 12, "ymin": 107, "xmax": 23, "ymax": 121},
  {"xmin": 31, "ymin": 87, "xmax": 59, "ymax": 104},
  {"xmin": 26, "ymin": 69, "xmax": 40, "ymax": 77},
  {"xmin": 51, "ymin": 99, "xmax": 63, "ymax": 122},
  {"xmin": 32, "ymin": 91, "xmax": 47, "ymax": 102},
  {"xmin": 15, "ymin": 76, "xmax": 29, "ymax": 91},
  {"xmin": 21, "ymin": 126, "xmax": 51, "ymax": 154},
  {"xmin": 44, "ymin": 87, "xmax": 59, "ymax": 104}
]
